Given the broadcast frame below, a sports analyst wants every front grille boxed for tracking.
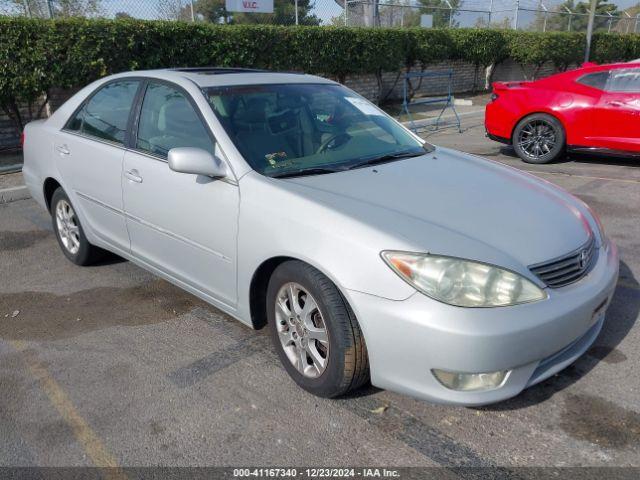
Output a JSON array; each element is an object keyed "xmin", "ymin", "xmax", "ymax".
[{"xmin": 529, "ymin": 235, "xmax": 597, "ymax": 288}]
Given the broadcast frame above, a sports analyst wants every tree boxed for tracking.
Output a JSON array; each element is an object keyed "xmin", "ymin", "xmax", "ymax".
[
  {"xmin": 417, "ymin": 0, "xmax": 460, "ymax": 28},
  {"xmin": 157, "ymin": 0, "xmax": 194, "ymax": 21},
  {"xmin": 332, "ymin": 0, "xmax": 380, "ymax": 27},
  {"xmin": 547, "ymin": 0, "xmax": 619, "ymax": 32},
  {"xmin": 11, "ymin": 0, "xmax": 102, "ymax": 18},
  {"xmin": 613, "ymin": 3, "xmax": 640, "ymax": 33},
  {"xmin": 114, "ymin": 11, "xmax": 133, "ymax": 19}
]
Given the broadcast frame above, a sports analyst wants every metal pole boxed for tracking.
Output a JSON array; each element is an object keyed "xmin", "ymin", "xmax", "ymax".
[
  {"xmin": 607, "ymin": 12, "xmax": 613, "ymax": 33},
  {"xmin": 445, "ymin": 0, "xmax": 453, "ymax": 28},
  {"xmin": 584, "ymin": 0, "xmax": 598, "ymax": 63},
  {"xmin": 47, "ymin": 0, "xmax": 54, "ymax": 18},
  {"xmin": 373, "ymin": 0, "xmax": 378, "ymax": 26},
  {"xmin": 564, "ymin": 6, "xmax": 572, "ymax": 31},
  {"xmin": 22, "ymin": 0, "xmax": 31, "ymax": 17},
  {"xmin": 636, "ymin": 14, "xmax": 639, "ymax": 34},
  {"xmin": 344, "ymin": 0, "xmax": 348, "ymax": 26},
  {"xmin": 488, "ymin": 0, "xmax": 493, "ymax": 26},
  {"xmin": 295, "ymin": 0, "xmax": 299, "ymax": 24},
  {"xmin": 513, "ymin": 0, "xmax": 519, "ymax": 29},
  {"xmin": 190, "ymin": 0, "xmax": 195, "ymax": 21}
]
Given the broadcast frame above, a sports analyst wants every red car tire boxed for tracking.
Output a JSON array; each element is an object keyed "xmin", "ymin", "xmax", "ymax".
[{"xmin": 512, "ymin": 113, "xmax": 566, "ymax": 164}]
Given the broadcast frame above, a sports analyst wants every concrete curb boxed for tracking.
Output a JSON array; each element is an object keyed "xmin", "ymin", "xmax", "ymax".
[
  {"xmin": 401, "ymin": 108, "xmax": 485, "ymax": 130},
  {"xmin": 0, "ymin": 186, "xmax": 30, "ymax": 204}
]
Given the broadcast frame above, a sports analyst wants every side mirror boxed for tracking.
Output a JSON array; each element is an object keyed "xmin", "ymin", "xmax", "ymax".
[{"xmin": 167, "ymin": 147, "xmax": 228, "ymax": 178}]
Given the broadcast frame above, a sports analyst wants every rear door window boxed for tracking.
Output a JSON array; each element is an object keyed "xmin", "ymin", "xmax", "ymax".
[{"xmin": 66, "ymin": 80, "xmax": 140, "ymax": 145}]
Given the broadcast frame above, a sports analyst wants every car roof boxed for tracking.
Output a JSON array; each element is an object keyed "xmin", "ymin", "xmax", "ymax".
[
  {"xmin": 113, "ymin": 68, "xmax": 337, "ymax": 88},
  {"xmin": 577, "ymin": 61, "xmax": 640, "ymax": 74}
]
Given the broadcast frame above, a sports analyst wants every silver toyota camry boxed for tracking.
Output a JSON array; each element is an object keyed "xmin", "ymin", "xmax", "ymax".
[{"xmin": 22, "ymin": 68, "xmax": 619, "ymax": 405}]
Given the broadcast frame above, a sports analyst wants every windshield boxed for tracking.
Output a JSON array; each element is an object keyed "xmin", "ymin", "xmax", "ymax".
[{"xmin": 204, "ymin": 83, "xmax": 433, "ymax": 178}]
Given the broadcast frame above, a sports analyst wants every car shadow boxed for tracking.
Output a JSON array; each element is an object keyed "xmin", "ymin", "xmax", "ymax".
[
  {"xmin": 499, "ymin": 145, "xmax": 518, "ymax": 158},
  {"xmin": 338, "ymin": 384, "xmax": 382, "ymax": 400},
  {"xmin": 90, "ymin": 251, "xmax": 127, "ymax": 267},
  {"xmin": 478, "ymin": 259, "xmax": 639, "ymax": 411},
  {"xmin": 564, "ymin": 153, "xmax": 640, "ymax": 167},
  {"xmin": 498, "ymin": 146, "xmax": 640, "ymax": 168}
]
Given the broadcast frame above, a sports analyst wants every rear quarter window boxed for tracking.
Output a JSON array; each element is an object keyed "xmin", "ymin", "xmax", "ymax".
[{"xmin": 576, "ymin": 71, "xmax": 610, "ymax": 90}]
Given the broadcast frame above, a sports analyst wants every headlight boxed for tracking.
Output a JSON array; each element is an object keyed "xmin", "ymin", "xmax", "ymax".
[{"xmin": 381, "ymin": 251, "xmax": 547, "ymax": 307}]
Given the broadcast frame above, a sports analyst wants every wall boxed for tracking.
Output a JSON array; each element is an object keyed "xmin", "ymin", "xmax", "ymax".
[
  {"xmin": 1, "ymin": 88, "xmax": 77, "ymax": 151},
  {"xmin": 344, "ymin": 59, "xmax": 567, "ymax": 102}
]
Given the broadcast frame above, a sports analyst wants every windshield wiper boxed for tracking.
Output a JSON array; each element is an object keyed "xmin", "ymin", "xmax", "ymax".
[
  {"xmin": 270, "ymin": 167, "xmax": 342, "ymax": 179},
  {"xmin": 345, "ymin": 150, "xmax": 425, "ymax": 171}
]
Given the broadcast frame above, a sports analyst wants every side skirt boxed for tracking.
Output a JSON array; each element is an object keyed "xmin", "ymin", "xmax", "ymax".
[{"xmin": 567, "ymin": 145, "xmax": 640, "ymax": 158}]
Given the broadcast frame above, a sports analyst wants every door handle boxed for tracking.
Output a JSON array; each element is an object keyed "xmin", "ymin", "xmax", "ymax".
[
  {"xmin": 124, "ymin": 169, "xmax": 143, "ymax": 183},
  {"xmin": 607, "ymin": 100, "xmax": 624, "ymax": 107},
  {"xmin": 55, "ymin": 144, "xmax": 70, "ymax": 155}
]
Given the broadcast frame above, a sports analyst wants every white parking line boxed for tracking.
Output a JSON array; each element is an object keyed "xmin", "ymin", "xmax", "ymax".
[{"xmin": 525, "ymin": 170, "xmax": 640, "ymax": 185}]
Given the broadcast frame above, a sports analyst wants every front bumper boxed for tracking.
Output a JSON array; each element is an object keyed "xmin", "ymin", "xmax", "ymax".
[{"xmin": 345, "ymin": 242, "xmax": 619, "ymax": 406}]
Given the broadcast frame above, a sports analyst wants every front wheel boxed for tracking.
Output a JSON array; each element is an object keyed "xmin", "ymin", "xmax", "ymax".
[
  {"xmin": 512, "ymin": 113, "xmax": 565, "ymax": 164},
  {"xmin": 267, "ymin": 261, "xmax": 369, "ymax": 398}
]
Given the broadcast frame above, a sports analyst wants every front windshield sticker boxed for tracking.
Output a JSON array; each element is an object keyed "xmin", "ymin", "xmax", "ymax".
[
  {"xmin": 265, "ymin": 151, "xmax": 290, "ymax": 167},
  {"xmin": 345, "ymin": 97, "xmax": 384, "ymax": 116}
]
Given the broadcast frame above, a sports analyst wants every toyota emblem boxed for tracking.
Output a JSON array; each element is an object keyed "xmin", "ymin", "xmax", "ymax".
[{"xmin": 579, "ymin": 249, "xmax": 589, "ymax": 269}]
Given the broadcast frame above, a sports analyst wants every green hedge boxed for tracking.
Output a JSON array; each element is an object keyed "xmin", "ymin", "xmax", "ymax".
[{"xmin": 2, "ymin": 17, "xmax": 640, "ymax": 132}]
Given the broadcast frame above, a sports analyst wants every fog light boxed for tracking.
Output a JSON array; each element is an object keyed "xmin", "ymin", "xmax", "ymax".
[{"xmin": 432, "ymin": 369, "xmax": 509, "ymax": 392}]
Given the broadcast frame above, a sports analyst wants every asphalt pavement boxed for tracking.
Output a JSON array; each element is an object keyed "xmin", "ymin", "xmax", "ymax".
[{"xmin": 0, "ymin": 110, "xmax": 639, "ymax": 473}]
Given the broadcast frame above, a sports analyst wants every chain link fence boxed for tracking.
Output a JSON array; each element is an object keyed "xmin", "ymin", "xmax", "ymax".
[{"xmin": 1, "ymin": 0, "xmax": 638, "ymax": 32}]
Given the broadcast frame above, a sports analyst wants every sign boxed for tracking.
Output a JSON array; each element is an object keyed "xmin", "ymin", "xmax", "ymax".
[
  {"xmin": 225, "ymin": 0, "xmax": 274, "ymax": 13},
  {"xmin": 420, "ymin": 14, "xmax": 433, "ymax": 28}
]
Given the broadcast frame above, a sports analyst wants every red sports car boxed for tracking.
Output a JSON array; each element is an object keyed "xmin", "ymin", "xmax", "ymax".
[{"xmin": 485, "ymin": 61, "xmax": 640, "ymax": 163}]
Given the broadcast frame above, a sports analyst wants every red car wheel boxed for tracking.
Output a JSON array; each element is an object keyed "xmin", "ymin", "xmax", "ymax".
[{"xmin": 512, "ymin": 113, "xmax": 566, "ymax": 164}]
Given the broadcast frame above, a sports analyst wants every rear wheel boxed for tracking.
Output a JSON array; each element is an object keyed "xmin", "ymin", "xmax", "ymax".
[
  {"xmin": 512, "ymin": 113, "xmax": 565, "ymax": 164},
  {"xmin": 267, "ymin": 260, "xmax": 369, "ymax": 398},
  {"xmin": 51, "ymin": 187, "xmax": 104, "ymax": 265}
]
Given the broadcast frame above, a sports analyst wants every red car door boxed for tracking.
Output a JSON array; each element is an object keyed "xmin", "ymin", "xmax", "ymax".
[{"xmin": 593, "ymin": 68, "xmax": 640, "ymax": 152}]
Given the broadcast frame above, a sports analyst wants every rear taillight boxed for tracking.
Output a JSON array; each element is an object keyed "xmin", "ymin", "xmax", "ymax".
[{"xmin": 20, "ymin": 131, "xmax": 25, "ymax": 148}]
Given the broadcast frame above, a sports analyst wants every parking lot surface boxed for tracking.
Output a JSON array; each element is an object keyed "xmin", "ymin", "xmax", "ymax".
[{"xmin": 1, "ymin": 112, "xmax": 639, "ymax": 471}]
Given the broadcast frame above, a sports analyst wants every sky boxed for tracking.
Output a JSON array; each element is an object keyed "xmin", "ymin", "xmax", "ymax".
[
  {"xmin": 97, "ymin": 0, "xmax": 640, "ymax": 24},
  {"xmin": 2, "ymin": 0, "xmax": 636, "ymax": 25}
]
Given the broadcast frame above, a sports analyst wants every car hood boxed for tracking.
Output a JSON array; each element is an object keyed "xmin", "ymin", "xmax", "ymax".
[{"xmin": 281, "ymin": 147, "xmax": 593, "ymax": 269}]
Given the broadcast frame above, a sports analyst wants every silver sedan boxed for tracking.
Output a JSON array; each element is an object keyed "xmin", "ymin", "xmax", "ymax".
[{"xmin": 22, "ymin": 68, "xmax": 619, "ymax": 405}]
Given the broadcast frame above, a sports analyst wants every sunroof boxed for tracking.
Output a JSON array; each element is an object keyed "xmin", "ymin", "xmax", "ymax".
[{"xmin": 172, "ymin": 67, "xmax": 268, "ymax": 75}]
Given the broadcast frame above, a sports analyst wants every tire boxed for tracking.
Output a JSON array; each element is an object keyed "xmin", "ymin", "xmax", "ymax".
[
  {"xmin": 267, "ymin": 260, "xmax": 369, "ymax": 398},
  {"xmin": 512, "ymin": 113, "xmax": 565, "ymax": 164},
  {"xmin": 50, "ymin": 187, "xmax": 104, "ymax": 266}
]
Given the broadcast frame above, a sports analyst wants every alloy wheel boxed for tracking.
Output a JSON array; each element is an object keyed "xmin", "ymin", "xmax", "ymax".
[
  {"xmin": 275, "ymin": 282, "xmax": 330, "ymax": 378},
  {"xmin": 517, "ymin": 119, "xmax": 557, "ymax": 160},
  {"xmin": 55, "ymin": 199, "xmax": 80, "ymax": 255}
]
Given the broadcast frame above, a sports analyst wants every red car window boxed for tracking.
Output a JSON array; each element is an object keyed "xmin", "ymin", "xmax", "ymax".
[
  {"xmin": 606, "ymin": 68, "xmax": 640, "ymax": 93},
  {"xmin": 576, "ymin": 71, "xmax": 610, "ymax": 90}
]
